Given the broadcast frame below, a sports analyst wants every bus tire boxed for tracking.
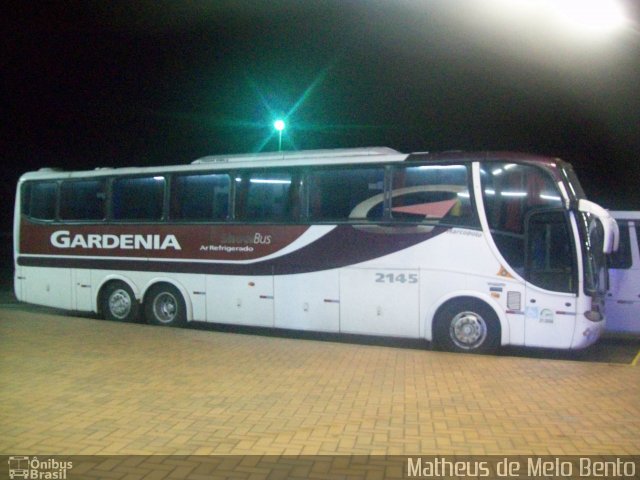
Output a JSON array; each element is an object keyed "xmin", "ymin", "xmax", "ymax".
[
  {"xmin": 433, "ymin": 298, "xmax": 500, "ymax": 353},
  {"xmin": 144, "ymin": 283, "xmax": 186, "ymax": 327},
  {"xmin": 101, "ymin": 281, "xmax": 140, "ymax": 322}
]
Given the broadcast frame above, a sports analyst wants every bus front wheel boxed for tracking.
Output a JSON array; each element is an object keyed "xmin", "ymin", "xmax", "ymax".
[
  {"xmin": 101, "ymin": 281, "xmax": 140, "ymax": 322},
  {"xmin": 433, "ymin": 298, "xmax": 500, "ymax": 353},
  {"xmin": 144, "ymin": 284, "xmax": 186, "ymax": 327}
]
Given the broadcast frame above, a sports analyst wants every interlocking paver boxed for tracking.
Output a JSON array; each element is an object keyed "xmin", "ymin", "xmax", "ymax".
[{"xmin": 1, "ymin": 308, "xmax": 639, "ymax": 457}]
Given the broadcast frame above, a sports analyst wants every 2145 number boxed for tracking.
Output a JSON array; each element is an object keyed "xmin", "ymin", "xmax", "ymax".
[{"xmin": 374, "ymin": 272, "xmax": 418, "ymax": 284}]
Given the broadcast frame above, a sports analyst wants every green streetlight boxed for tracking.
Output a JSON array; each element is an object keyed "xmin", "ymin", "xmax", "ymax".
[{"xmin": 274, "ymin": 119, "xmax": 285, "ymax": 151}]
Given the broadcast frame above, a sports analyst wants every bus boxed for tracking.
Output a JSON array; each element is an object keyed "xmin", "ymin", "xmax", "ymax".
[
  {"xmin": 13, "ymin": 148, "xmax": 619, "ymax": 353},
  {"xmin": 8, "ymin": 456, "xmax": 29, "ymax": 479},
  {"xmin": 606, "ymin": 211, "xmax": 640, "ymax": 334}
]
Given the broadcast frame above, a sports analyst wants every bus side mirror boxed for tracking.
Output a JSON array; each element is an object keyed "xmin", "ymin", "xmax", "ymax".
[{"xmin": 578, "ymin": 199, "xmax": 619, "ymax": 253}]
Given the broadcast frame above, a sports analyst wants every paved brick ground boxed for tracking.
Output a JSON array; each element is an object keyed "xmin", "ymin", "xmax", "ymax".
[{"xmin": 1, "ymin": 309, "xmax": 639, "ymax": 457}]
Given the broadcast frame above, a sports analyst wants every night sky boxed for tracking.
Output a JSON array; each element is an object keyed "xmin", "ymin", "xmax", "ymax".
[{"xmin": 3, "ymin": 1, "xmax": 640, "ymax": 233}]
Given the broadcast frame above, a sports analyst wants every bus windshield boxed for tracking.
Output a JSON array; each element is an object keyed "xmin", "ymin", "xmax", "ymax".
[{"xmin": 560, "ymin": 162, "xmax": 587, "ymax": 201}]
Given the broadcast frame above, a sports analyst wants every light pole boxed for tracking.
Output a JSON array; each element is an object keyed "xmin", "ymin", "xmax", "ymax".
[{"xmin": 274, "ymin": 119, "xmax": 285, "ymax": 151}]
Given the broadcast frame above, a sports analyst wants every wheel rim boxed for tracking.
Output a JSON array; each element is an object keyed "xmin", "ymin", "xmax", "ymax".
[
  {"xmin": 449, "ymin": 311, "xmax": 487, "ymax": 350},
  {"xmin": 109, "ymin": 288, "xmax": 132, "ymax": 320},
  {"xmin": 153, "ymin": 292, "xmax": 178, "ymax": 324}
]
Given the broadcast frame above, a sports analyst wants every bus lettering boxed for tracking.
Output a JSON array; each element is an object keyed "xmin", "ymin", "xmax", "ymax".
[
  {"xmin": 254, "ymin": 233, "xmax": 272, "ymax": 244},
  {"xmin": 50, "ymin": 230, "xmax": 182, "ymax": 250}
]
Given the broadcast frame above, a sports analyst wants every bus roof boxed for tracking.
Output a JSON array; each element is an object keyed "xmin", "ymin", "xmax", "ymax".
[
  {"xmin": 18, "ymin": 148, "xmax": 565, "ymax": 182},
  {"xmin": 191, "ymin": 146, "xmax": 402, "ymax": 164},
  {"xmin": 610, "ymin": 211, "xmax": 640, "ymax": 221}
]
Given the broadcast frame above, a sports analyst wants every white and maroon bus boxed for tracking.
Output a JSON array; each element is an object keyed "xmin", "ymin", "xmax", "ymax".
[{"xmin": 13, "ymin": 148, "xmax": 618, "ymax": 352}]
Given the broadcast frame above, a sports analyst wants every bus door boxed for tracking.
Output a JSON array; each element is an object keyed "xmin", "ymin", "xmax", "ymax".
[
  {"xmin": 73, "ymin": 268, "xmax": 93, "ymax": 311},
  {"xmin": 206, "ymin": 275, "xmax": 274, "ymax": 327},
  {"xmin": 21, "ymin": 266, "xmax": 73, "ymax": 310},
  {"xmin": 14, "ymin": 267, "xmax": 24, "ymax": 302},
  {"xmin": 523, "ymin": 210, "xmax": 577, "ymax": 348},
  {"xmin": 273, "ymin": 270, "xmax": 340, "ymax": 332},
  {"xmin": 340, "ymin": 267, "xmax": 420, "ymax": 338}
]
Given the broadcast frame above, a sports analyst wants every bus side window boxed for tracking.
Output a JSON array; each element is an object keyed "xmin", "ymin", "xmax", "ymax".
[
  {"xmin": 236, "ymin": 172, "xmax": 296, "ymax": 222},
  {"xmin": 525, "ymin": 210, "xmax": 575, "ymax": 293},
  {"xmin": 171, "ymin": 173, "xmax": 230, "ymax": 221},
  {"xmin": 22, "ymin": 181, "xmax": 58, "ymax": 221},
  {"xmin": 112, "ymin": 176, "xmax": 165, "ymax": 221},
  {"xmin": 481, "ymin": 163, "xmax": 563, "ymax": 272},
  {"xmin": 59, "ymin": 179, "xmax": 106, "ymax": 221},
  {"xmin": 390, "ymin": 164, "xmax": 474, "ymax": 226},
  {"xmin": 609, "ymin": 224, "xmax": 631, "ymax": 269},
  {"xmin": 308, "ymin": 167, "xmax": 384, "ymax": 221}
]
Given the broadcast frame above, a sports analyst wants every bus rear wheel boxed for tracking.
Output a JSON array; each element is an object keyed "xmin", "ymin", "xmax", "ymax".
[
  {"xmin": 102, "ymin": 281, "xmax": 140, "ymax": 322},
  {"xmin": 144, "ymin": 284, "xmax": 186, "ymax": 327},
  {"xmin": 433, "ymin": 298, "xmax": 500, "ymax": 353}
]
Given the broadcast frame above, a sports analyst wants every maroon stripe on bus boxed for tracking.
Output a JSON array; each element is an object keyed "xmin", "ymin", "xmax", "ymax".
[{"xmin": 17, "ymin": 224, "xmax": 451, "ymax": 275}]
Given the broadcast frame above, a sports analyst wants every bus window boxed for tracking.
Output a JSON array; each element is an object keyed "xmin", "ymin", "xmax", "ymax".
[
  {"xmin": 112, "ymin": 176, "xmax": 165, "ymax": 221},
  {"xmin": 308, "ymin": 167, "xmax": 384, "ymax": 221},
  {"xmin": 391, "ymin": 164, "xmax": 475, "ymax": 226},
  {"xmin": 482, "ymin": 163, "xmax": 563, "ymax": 234},
  {"xmin": 59, "ymin": 179, "xmax": 106, "ymax": 221},
  {"xmin": 481, "ymin": 163, "xmax": 563, "ymax": 272},
  {"xmin": 525, "ymin": 210, "xmax": 575, "ymax": 293},
  {"xmin": 609, "ymin": 224, "xmax": 631, "ymax": 269},
  {"xmin": 235, "ymin": 172, "xmax": 298, "ymax": 222},
  {"xmin": 22, "ymin": 181, "xmax": 57, "ymax": 220},
  {"xmin": 171, "ymin": 173, "xmax": 229, "ymax": 221}
]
